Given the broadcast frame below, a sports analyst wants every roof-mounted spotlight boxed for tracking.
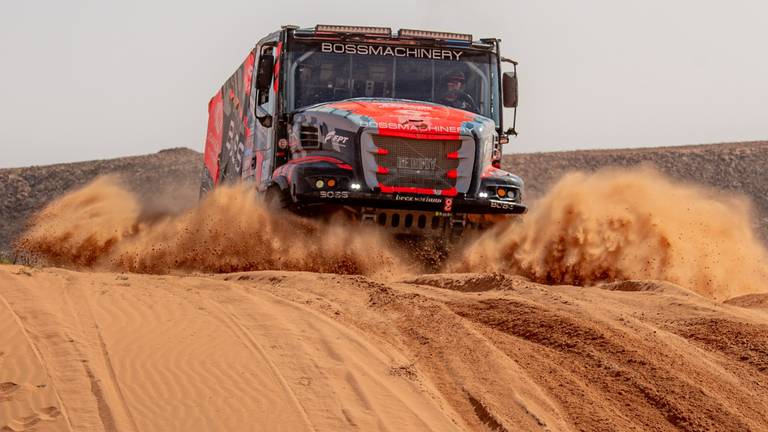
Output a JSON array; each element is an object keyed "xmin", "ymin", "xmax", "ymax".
[
  {"xmin": 315, "ymin": 25, "xmax": 392, "ymax": 36},
  {"xmin": 398, "ymin": 28, "xmax": 473, "ymax": 42}
]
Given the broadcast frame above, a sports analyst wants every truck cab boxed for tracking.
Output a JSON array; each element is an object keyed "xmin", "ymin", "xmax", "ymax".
[{"xmin": 201, "ymin": 24, "xmax": 525, "ymax": 235}]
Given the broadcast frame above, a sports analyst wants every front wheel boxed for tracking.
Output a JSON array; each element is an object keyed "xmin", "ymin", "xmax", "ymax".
[{"xmin": 263, "ymin": 185, "xmax": 292, "ymax": 211}]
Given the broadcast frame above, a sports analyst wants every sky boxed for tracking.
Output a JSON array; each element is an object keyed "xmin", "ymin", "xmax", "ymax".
[{"xmin": 1, "ymin": 0, "xmax": 767, "ymax": 167}]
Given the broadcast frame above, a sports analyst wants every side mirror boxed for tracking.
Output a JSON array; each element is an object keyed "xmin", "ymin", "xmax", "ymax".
[
  {"xmin": 256, "ymin": 105, "xmax": 272, "ymax": 128},
  {"xmin": 502, "ymin": 71, "xmax": 518, "ymax": 108},
  {"xmin": 256, "ymin": 53, "xmax": 274, "ymax": 92}
]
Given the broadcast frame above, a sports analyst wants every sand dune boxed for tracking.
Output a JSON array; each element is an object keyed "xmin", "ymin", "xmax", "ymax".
[{"xmin": 2, "ymin": 265, "xmax": 767, "ymax": 431}]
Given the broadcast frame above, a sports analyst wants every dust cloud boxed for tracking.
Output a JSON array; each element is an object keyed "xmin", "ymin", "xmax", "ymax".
[
  {"xmin": 454, "ymin": 166, "xmax": 768, "ymax": 300},
  {"xmin": 17, "ymin": 176, "xmax": 405, "ymax": 276},
  {"xmin": 16, "ymin": 168, "xmax": 768, "ymax": 300}
]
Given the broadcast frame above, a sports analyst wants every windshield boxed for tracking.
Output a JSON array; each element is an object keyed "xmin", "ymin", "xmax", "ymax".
[{"xmin": 286, "ymin": 40, "xmax": 499, "ymax": 123}]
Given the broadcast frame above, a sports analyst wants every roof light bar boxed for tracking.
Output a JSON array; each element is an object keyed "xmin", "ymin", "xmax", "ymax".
[
  {"xmin": 398, "ymin": 29, "xmax": 473, "ymax": 42},
  {"xmin": 315, "ymin": 25, "xmax": 392, "ymax": 36}
]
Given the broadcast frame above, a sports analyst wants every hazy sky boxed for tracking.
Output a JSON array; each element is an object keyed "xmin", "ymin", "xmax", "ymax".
[{"xmin": 1, "ymin": 1, "xmax": 767, "ymax": 167}]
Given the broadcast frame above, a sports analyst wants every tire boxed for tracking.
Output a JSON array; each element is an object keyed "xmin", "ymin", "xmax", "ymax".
[{"xmin": 264, "ymin": 185, "xmax": 292, "ymax": 211}]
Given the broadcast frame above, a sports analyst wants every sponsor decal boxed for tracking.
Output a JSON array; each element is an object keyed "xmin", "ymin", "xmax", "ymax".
[
  {"xmin": 321, "ymin": 42, "xmax": 463, "ymax": 61},
  {"xmin": 319, "ymin": 191, "xmax": 349, "ymax": 199},
  {"xmin": 324, "ymin": 130, "xmax": 349, "ymax": 151},
  {"xmin": 394, "ymin": 195, "xmax": 442, "ymax": 204},
  {"xmin": 325, "ymin": 100, "xmax": 478, "ymax": 140},
  {"xmin": 360, "ymin": 120, "xmax": 470, "ymax": 135}
]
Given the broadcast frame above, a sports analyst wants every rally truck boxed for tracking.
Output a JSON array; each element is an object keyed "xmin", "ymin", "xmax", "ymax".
[{"xmin": 201, "ymin": 24, "xmax": 525, "ymax": 236}]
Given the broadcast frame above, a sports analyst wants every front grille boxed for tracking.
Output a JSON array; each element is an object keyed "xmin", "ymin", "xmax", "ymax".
[{"xmin": 372, "ymin": 135, "xmax": 461, "ymax": 190}]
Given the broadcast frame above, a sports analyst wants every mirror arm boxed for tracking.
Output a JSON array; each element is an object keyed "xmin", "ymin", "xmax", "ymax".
[{"xmin": 500, "ymin": 56, "xmax": 518, "ymax": 65}]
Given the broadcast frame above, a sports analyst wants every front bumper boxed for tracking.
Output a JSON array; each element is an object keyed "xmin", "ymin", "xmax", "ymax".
[{"xmin": 294, "ymin": 190, "xmax": 527, "ymax": 215}]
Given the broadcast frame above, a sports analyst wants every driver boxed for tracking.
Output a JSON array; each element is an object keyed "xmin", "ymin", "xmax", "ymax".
[{"xmin": 439, "ymin": 70, "xmax": 478, "ymax": 113}]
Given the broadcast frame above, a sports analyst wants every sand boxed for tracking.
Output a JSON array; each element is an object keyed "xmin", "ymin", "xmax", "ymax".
[
  {"xmin": 1, "ymin": 266, "xmax": 767, "ymax": 431},
  {"xmin": 5, "ymin": 167, "xmax": 768, "ymax": 431}
]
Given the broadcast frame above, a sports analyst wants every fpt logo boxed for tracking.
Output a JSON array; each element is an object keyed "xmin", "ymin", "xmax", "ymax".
[{"xmin": 324, "ymin": 131, "xmax": 349, "ymax": 152}]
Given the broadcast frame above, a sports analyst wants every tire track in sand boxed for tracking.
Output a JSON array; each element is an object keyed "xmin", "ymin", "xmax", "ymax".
[
  {"xmin": 201, "ymin": 295, "xmax": 318, "ymax": 432},
  {"xmin": 154, "ymin": 279, "xmax": 319, "ymax": 431},
  {"xmin": 60, "ymin": 281, "xmax": 141, "ymax": 432},
  {"xmin": 0, "ymin": 269, "xmax": 76, "ymax": 431},
  {"xmin": 200, "ymin": 277, "xmax": 461, "ymax": 431},
  {"xmin": 132, "ymin": 275, "xmax": 316, "ymax": 431}
]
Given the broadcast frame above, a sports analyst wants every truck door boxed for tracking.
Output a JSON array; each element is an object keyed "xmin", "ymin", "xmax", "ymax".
[{"xmin": 248, "ymin": 44, "xmax": 278, "ymax": 190}]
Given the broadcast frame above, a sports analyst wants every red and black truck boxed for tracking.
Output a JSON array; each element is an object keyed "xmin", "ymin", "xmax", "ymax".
[{"xmin": 201, "ymin": 24, "xmax": 525, "ymax": 237}]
